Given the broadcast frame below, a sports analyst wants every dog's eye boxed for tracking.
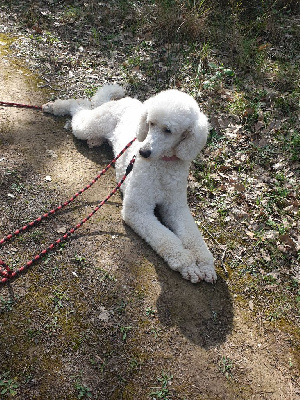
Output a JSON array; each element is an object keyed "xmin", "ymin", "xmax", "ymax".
[
  {"xmin": 149, "ymin": 121, "xmax": 155, "ymax": 126},
  {"xmin": 164, "ymin": 127, "xmax": 172, "ymax": 134}
]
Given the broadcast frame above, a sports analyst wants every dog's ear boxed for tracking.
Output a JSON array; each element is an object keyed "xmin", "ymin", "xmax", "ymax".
[
  {"xmin": 175, "ymin": 114, "xmax": 209, "ymax": 161},
  {"xmin": 136, "ymin": 107, "xmax": 148, "ymax": 142}
]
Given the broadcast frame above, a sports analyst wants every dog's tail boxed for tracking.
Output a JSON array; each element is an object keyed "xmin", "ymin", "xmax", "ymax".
[{"xmin": 91, "ymin": 84, "xmax": 125, "ymax": 108}]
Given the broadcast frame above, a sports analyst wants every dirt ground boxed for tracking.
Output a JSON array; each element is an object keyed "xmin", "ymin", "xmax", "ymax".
[{"xmin": 0, "ymin": 45, "xmax": 299, "ymax": 399}]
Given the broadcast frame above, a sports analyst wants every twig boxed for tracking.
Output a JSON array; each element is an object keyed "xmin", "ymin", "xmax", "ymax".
[{"xmin": 221, "ymin": 247, "xmax": 228, "ymax": 274}]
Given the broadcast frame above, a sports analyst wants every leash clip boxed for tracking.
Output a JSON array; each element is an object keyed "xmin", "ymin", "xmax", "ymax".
[{"xmin": 125, "ymin": 156, "xmax": 136, "ymax": 176}]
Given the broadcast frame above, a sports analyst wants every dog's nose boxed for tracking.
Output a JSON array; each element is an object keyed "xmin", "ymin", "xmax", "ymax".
[{"xmin": 139, "ymin": 149, "xmax": 151, "ymax": 158}]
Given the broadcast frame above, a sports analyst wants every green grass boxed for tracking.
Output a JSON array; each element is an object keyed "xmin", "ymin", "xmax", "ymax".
[
  {"xmin": 75, "ymin": 380, "xmax": 92, "ymax": 399},
  {"xmin": 219, "ymin": 356, "xmax": 234, "ymax": 379},
  {"xmin": 150, "ymin": 373, "xmax": 173, "ymax": 400},
  {"xmin": 0, "ymin": 372, "xmax": 19, "ymax": 397},
  {"xmin": 0, "ymin": 295, "xmax": 15, "ymax": 312},
  {"xmin": 120, "ymin": 325, "xmax": 132, "ymax": 341}
]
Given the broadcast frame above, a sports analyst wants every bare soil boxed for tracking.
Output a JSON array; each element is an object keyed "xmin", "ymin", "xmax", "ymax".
[{"xmin": 0, "ymin": 30, "xmax": 299, "ymax": 400}]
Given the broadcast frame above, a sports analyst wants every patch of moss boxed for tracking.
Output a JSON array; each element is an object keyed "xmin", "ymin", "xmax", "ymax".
[{"xmin": 0, "ymin": 33, "xmax": 51, "ymax": 100}]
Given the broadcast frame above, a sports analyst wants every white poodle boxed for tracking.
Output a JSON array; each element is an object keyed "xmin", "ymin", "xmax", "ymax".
[{"xmin": 43, "ymin": 85, "xmax": 217, "ymax": 283}]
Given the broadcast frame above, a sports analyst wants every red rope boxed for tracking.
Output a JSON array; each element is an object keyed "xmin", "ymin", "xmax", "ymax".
[
  {"xmin": 0, "ymin": 139, "xmax": 136, "ymax": 284},
  {"xmin": 0, "ymin": 101, "xmax": 42, "ymax": 110}
]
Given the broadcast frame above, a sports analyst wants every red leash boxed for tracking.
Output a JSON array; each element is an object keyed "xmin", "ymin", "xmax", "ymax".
[
  {"xmin": 0, "ymin": 101, "xmax": 42, "ymax": 110},
  {"xmin": 0, "ymin": 138, "xmax": 136, "ymax": 284}
]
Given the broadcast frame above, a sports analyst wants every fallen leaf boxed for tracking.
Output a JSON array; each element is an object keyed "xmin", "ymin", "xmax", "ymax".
[
  {"xmin": 258, "ymin": 43, "xmax": 270, "ymax": 51},
  {"xmin": 264, "ymin": 285, "xmax": 277, "ymax": 291},
  {"xmin": 243, "ymin": 107, "xmax": 255, "ymax": 118},
  {"xmin": 255, "ymin": 121, "xmax": 264, "ymax": 131},
  {"xmin": 32, "ymin": 25, "xmax": 43, "ymax": 34},
  {"xmin": 246, "ymin": 231, "xmax": 255, "ymax": 239},
  {"xmin": 279, "ymin": 234, "xmax": 296, "ymax": 250},
  {"xmin": 234, "ymin": 182, "xmax": 246, "ymax": 192},
  {"xmin": 263, "ymin": 230, "xmax": 279, "ymax": 240}
]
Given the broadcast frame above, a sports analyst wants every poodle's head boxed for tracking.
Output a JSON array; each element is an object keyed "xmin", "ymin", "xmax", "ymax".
[{"xmin": 136, "ymin": 90, "xmax": 208, "ymax": 162}]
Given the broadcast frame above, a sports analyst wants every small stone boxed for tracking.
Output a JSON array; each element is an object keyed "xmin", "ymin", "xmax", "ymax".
[
  {"xmin": 98, "ymin": 306, "xmax": 110, "ymax": 322},
  {"xmin": 249, "ymin": 300, "xmax": 254, "ymax": 311},
  {"xmin": 56, "ymin": 226, "xmax": 67, "ymax": 234},
  {"xmin": 46, "ymin": 149, "xmax": 58, "ymax": 158}
]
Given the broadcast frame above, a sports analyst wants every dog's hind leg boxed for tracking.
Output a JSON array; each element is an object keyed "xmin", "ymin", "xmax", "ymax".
[{"xmin": 70, "ymin": 103, "xmax": 120, "ymax": 146}]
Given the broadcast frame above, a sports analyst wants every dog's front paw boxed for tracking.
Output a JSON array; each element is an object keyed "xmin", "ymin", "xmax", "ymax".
[
  {"xmin": 180, "ymin": 263, "xmax": 205, "ymax": 283},
  {"xmin": 42, "ymin": 102, "xmax": 55, "ymax": 114},
  {"xmin": 197, "ymin": 263, "xmax": 217, "ymax": 283},
  {"xmin": 181, "ymin": 263, "xmax": 217, "ymax": 284}
]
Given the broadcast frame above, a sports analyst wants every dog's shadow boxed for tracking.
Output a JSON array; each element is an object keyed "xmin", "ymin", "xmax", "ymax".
[
  {"xmin": 124, "ymin": 227, "xmax": 233, "ymax": 349},
  {"xmin": 155, "ymin": 263, "xmax": 233, "ymax": 348},
  {"xmin": 73, "ymin": 137, "xmax": 114, "ymax": 165}
]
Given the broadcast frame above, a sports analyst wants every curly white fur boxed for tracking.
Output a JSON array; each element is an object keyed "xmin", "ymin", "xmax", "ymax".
[{"xmin": 43, "ymin": 85, "xmax": 217, "ymax": 283}]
